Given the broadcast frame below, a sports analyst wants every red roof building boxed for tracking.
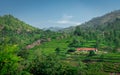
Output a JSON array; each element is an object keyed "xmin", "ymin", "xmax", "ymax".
[{"xmin": 76, "ymin": 48, "xmax": 98, "ymax": 51}]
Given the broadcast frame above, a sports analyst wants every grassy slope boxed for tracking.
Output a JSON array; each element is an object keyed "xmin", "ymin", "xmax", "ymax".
[
  {"xmin": 32, "ymin": 37, "xmax": 72, "ymax": 55},
  {"xmin": 29, "ymin": 36, "xmax": 120, "ymax": 74}
]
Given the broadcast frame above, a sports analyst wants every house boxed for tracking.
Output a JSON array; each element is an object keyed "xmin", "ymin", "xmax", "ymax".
[{"xmin": 76, "ymin": 48, "xmax": 98, "ymax": 52}]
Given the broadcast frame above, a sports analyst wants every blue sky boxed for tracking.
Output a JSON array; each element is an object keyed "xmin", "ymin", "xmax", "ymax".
[{"xmin": 0, "ymin": 0, "xmax": 120, "ymax": 28}]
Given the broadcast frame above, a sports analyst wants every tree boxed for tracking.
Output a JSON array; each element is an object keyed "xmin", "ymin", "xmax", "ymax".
[
  {"xmin": 0, "ymin": 45, "xmax": 22, "ymax": 75},
  {"xmin": 94, "ymin": 41, "xmax": 99, "ymax": 49},
  {"xmin": 74, "ymin": 26, "xmax": 82, "ymax": 36},
  {"xmin": 67, "ymin": 47, "xmax": 76, "ymax": 53},
  {"xmin": 113, "ymin": 37, "xmax": 120, "ymax": 52},
  {"xmin": 28, "ymin": 52, "xmax": 77, "ymax": 75},
  {"xmin": 68, "ymin": 38, "xmax": 80, "ymax": 47},
  {"xmin": 88, "ymin": 51, "xmax": 95, "ymax": 56},
  {"xmin": 55, "ymin": 47, "xmax": 61, "ymax": 54}
]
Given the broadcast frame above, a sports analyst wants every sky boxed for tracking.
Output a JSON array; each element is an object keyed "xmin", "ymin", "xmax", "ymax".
[{"xmin": 0, "ymin": 0, "xmax": 120, "ymax": 29}]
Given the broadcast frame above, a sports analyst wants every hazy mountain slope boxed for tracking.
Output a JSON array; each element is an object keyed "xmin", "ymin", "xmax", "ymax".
[
  {"xmin": 43, "ymin": 27, "xmax": 63, "ymax": 32},
  {"xmin": 59, "ymin": 10, "xmax": 120, "ymax": 51},
  {"xmin": 59, "ymin": 26, "xmax": 76, "ymax": 33},
  {"xmin": 62, "ymin": 10, "xmax": 120, "ymax": 32},
  {"xmin": 80, "ymin": 10, "xmax": 120, "ymax": 29}
]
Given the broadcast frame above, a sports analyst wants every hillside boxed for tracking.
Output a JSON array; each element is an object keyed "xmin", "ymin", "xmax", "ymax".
[
  {"xmin": 57, "ymin": 10, "xmax": 120, "ymax": 52},
  {"xmin": 26, "ymin": 12, "xmax": 120, "ymax": 74},
  {"xmin": 80, "ymin": 10, "xmax": 120, "ymax": 29},
  {"xmin": 59, "ymin": 26, "xmax": 76, "ymax": 33},
  {"xmin": 0, "ymin": 15, "xmax": 49, "ymax": 48},
  {"xmin": 1, "ymin": 11, "xmax": 120, "ymax": 75},
  {"xmin": 62, "ymin": 10, "xmax": 120, "ymax": 32}
]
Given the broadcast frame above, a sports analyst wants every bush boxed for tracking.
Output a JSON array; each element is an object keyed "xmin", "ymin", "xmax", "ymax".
[
  {"xmin": 0, "ymin": 45, "xmax": 23, "ymax": 75},
  {"xmin": 55, "ymin": 47, "xmax": 61, "ymax": 54},
  {"xmin": 67, "ymin": 47, "xmax": 76, "ymax": 53},
  {"xmin": 28, "ymin": 53, "xmax": 77, "ymax": 75},
  {"xmin": 88, "ymin": 51, "xmax": 96, "ymax": 56}
]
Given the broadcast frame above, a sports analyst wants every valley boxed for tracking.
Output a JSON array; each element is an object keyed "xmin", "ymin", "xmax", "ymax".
[{"xmin": 1, "ymin": 10, "xmax": 120, "ymax": 75}]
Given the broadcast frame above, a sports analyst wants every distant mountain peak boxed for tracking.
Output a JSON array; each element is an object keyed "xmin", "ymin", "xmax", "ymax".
[{"xmin": 43, "ymin": 27, "xmax": 63, "ymax": 32}]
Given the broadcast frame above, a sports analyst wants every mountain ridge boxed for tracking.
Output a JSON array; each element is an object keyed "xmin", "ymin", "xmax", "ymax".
[
  {"xmin": 43, "ymin": 27, "xmax": 63, "ymax": 32},
  {"xmin": 61, "ymin": 9, "xmax": 120, "ymax": 32},
  {"xmin": 0, "ymin": 14, "xmax": 44, "ymax": 47}
]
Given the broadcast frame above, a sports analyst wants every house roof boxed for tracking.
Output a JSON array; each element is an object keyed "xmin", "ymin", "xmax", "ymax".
[{"xmin": 76, "ymin": 48, "xmax": 97, "ymax": 51}]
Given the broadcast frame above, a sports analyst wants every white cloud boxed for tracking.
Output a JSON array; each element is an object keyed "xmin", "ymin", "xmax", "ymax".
[
  {"xmin": 48, "ymin": 15, "xmax": 81, "ymax": 25},
  {"xmin": 57, "ymin": 20, "xmax": 69, "ymax": 24},
  {"xmin": 56, "ymin": 20, "xmax": 81, "ymax": 25}
]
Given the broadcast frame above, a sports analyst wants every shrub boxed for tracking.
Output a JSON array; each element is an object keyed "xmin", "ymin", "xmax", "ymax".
[
  {"xmin": 88, "ymin": 51, "xmax": 96, "ymax": 56},
  {"xmin": 67, "ymin": 47, "xmax": 76, "ymax": 53}
]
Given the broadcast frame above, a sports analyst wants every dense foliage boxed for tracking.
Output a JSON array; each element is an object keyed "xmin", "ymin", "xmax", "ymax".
[{"xmin": 73, "ymin": 18, "xmax": 120, "ymax": 52}]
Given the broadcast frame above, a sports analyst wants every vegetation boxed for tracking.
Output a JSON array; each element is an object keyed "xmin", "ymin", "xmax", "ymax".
[{"xmin": 1, "ymin": 10, "xmax": 120, "ymax": 75}]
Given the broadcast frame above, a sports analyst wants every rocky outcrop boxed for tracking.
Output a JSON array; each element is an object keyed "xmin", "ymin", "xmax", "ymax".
[
  {"xmin": 0, "ymin": 25, "xmax": 4, "ymax": 31},
  {"xmin": 25, "ymin": 38, "xmax": 51, "ymax": 50}
]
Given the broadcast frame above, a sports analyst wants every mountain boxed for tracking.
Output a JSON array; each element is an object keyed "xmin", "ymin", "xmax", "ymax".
[
  {"xmin": 0, "ymin": 15, "xmax": 45, "ymax": 47},
  {"xmin": 62, "ymin": 10, "xmax": 120, "ymax": 32},
  {"xmin": 80, "ymin": 10, "xmax": 120, "ymax": 29},
  {"xmin": 43, "ymin": 27, "xmax": 63, "ymax": 32},
  {"xmin": 59, "ymin": 26, "xmax": 76, "ymax": 33},
  {"xmin": 59, "ymin": 10, "xmax": 120, "ymax": 51}
]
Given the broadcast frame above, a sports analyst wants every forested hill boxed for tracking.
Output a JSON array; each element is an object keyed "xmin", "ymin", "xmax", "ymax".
[
  {"xmin": 71, "ymin": 10, "xmax": 120, "ymax": 52},
  {"xmin": 0, "ymin": 15, "xmax": 39, "ymax": 32},
  {"xmin": 0, "ymin": 15, "xmax": 41, "ymax": 47},
  {"xmin": 0, "ymin": 14, "xmax": 60, "ymax": 48},
  {"xmin": 73, "ymin": 10, "xmax": 120, "ymax": 37},
  {"xmin": 79, "ymin": 10, "xmax": 120, "ymax": 29},
  {"xmin": 57, "ymin": 10, "xmax": 120, "ymax": 52},
  {"xmin": 62, "ymin": 10, "xmax": 120, "ymax": 33}
]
